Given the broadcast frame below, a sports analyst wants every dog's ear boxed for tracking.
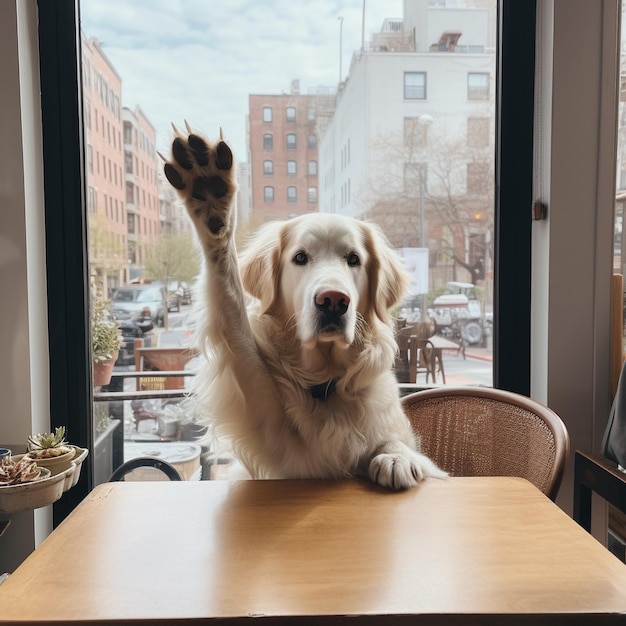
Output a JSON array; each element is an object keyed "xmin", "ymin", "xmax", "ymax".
[
  {"xmin": 361, "ymin": 222, "xmax": 410, "ymax": 325},
  {"xmin": 239, "ymin": 221, "xmax": 283, "ymax": 314}
]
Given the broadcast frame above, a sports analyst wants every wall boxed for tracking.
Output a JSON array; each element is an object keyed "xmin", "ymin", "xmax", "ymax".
[{"xmin": 0, "ymin": 0, "xmax": 52, "ymax": 572}]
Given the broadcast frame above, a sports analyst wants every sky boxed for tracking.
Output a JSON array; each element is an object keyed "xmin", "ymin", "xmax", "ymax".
[{"xmin": 80, "ymin": 0, "xmax": 402, "ymax": 159}]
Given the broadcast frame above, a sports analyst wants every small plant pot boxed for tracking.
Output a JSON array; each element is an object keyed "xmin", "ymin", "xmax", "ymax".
[
  {"xmin": 27, "ymin": 448, "xmax": 75, "ymax": 476},
  {"xmin": 93, "ymin": 351, "xmax": 118, "ymax": 387}
]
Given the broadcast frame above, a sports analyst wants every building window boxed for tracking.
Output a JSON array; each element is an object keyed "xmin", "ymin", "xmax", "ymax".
[
  {"xmin": 263, "ymin": 133, "xmax": 273, "ymax": 149},
  {"xmin": 308, "ymin": 160, "xmax": 317, "ymax": 176},
  {"xmin": 263, "ymin": 160, "xmax": 274, "ymax": 175},
  {"xmin": 307, "ymin": 186, "xmax": 318, "ymax": 203},
  {"xmin": 286, "ymin": 106, "xmax": 296, "ymax": 122},
  {"xmin": 287, "ymin": 160, "xmax": 297, "ymax": 176},
  {"xmin": 287, "ymin": 186, "xmax": 297, "ymax": 202},
  {"xmin": 467, "ymin": 117, "xmax": 489, "ymax": 147},
  {"xmin": 467, "ymin": 162, "xmax": 490, "ymax": 194},
  {"xmin": 468, "ymin": 72, "xmax": 489, "ymax": 100},
  {"xmin": 307, "ymin": 135, "xmax": 317, "ymax": 149},
  {"xmin": 287, "ymin": 133, "xmax": 297, "ymax": 150},
  {"xmin": 404, "ymin": 117, "xmax": 429, "ymax": 147},
  {"xmin": 125, "ymin": 151, "xmax": 133, "ymax": 174},
  {"xmin": 264, "ymin": 186, "xmax": 275, "ymax": 202},
  {"xmin": 404, "ymin": 72, "xmax": 426, "ymax": 99},
  {"xmin": 123, "ymin": 121, "xmax": 132, "ymax": 144},
  {"xmin": 127, "ymin": 212, "xmax": 135, "ymax": 234},
  {"xmin": 308, "ymin": 106, "xmax": 316, "ymax": 122},
  {"xmin": 263, "ymin": 106, "xmax": 272, "ymax": 122}
]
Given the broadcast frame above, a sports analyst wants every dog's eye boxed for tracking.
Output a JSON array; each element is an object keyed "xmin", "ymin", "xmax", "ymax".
[
  {"xmin": 293, "ymin": 251, "xmax": 309, "ymax": 266},
  {"xmin": 346, "ymin": 252, "xmax": 360, "ymax": 267}
]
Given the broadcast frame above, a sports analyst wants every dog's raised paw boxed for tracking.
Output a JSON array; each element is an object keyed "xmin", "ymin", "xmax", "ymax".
[{"xmin": 163, "ymin": 125, "xmax": 237, "ymax": 241}]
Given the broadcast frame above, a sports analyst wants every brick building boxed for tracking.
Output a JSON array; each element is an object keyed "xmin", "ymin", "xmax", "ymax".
[{"xmin": 247, "ymin": 81, "xmax": 335, "ymax": 224}]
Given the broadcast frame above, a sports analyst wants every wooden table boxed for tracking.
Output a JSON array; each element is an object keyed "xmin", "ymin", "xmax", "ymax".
[{"xmin": 1, "ymin": 477, "xmax": 626, "ymax": 624}]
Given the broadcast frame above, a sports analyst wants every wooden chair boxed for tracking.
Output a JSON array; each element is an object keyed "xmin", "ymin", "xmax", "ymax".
[
  {"xmin": 402, "ymin": 386, "xmax": 570, "ymax": 500},
  {"xmin": 395, "ymin": 321, "xmax": 437, "ymax": 384}
]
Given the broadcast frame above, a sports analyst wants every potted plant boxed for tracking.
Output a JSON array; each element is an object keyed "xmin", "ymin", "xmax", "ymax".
[
  {"xmin": 25, "ymin": 426, "xmax": 75, "ymax": 475},
  {"xmin": 91, "ymin": 290, "xmax": 123, "ymax": 387}
]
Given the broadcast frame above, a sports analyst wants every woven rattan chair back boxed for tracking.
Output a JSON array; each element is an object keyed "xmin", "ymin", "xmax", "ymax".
[{"xmin": 402, "ymin": 387, "xmax": 570, "ymax": 500}]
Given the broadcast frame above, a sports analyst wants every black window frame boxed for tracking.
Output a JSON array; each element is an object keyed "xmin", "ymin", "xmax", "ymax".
[{"xmin": 40, "ymin": 0, "xmax": 534, "ymax": 525}]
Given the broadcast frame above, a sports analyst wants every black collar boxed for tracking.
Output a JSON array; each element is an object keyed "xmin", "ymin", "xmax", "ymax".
[{"xmin": 310, "ymin": 379, "xmax": 338, "ymax": 400}]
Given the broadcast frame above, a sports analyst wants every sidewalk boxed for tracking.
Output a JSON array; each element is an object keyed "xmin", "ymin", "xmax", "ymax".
[{"xmin": 464, "ymin": 345, "xmax": 493, "ymax": 362}]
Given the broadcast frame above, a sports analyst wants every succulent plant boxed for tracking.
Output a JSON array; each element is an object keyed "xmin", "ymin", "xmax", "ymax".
[
  {"xmin": 0, "ymin": 456, "xmax": 42, "ymax": 485},
  {"xmin": 27, "ymin": 426, "xmax": 72, "ymax": 458}
]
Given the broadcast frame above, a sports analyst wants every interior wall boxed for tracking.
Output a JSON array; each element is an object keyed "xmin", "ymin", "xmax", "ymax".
[
  {"xmin": 532, "ymin": 0, "xmax": 620, "ymax": 516},
  {"xmin": 0, "ymin": 0, "xmax": 51, "ymax": 572}
]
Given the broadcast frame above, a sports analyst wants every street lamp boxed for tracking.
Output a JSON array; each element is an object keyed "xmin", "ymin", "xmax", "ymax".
[{"xmin": 417, "ymin": 114, "xmax": 433, "ymax": 320}]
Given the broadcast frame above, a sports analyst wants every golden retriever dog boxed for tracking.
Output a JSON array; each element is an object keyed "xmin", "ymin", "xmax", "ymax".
[{"xmin": 163, "ymin": 124, "xmax": 446, "ymax": 489}]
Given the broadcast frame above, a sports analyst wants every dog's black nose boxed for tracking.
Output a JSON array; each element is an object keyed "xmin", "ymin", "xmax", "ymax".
[{"xmin": 315, "ymin": 290, "xmax": 350, "ymax": 322}]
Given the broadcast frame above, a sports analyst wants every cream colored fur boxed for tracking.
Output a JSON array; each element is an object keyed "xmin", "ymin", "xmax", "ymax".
[{"xmin": 164, "ymin": 125, "xmax": 446, "ymax": 490}]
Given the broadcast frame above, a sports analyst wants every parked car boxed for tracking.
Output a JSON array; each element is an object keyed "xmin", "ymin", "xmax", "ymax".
[{"xmin": 109, "ymin": 285, "xmax": 166, "ymax": 327}]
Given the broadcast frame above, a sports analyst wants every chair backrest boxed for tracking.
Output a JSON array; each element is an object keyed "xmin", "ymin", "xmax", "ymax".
[
  {"xmin": 402, "ymin": 387, "xmax": 570, "ymax": 500},
  {"xmin": 109, "ymin": 457, "xmax": 182, "ymax": 482}
]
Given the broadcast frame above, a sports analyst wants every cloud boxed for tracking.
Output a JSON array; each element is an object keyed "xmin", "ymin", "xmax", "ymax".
[{"xmin": 80, "ymin": 0, "xmax": 401, "ymax": 158}]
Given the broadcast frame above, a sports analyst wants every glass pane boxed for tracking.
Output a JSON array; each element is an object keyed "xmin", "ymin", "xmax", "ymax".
[{"xmin": 81, "ymin": 0, "xmax": 495, "ymax": 485}]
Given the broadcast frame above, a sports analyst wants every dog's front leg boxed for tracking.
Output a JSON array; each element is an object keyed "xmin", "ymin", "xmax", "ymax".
[{"xmin": 162, "ymin": 125, "xmax": 275, "ymax": 400}]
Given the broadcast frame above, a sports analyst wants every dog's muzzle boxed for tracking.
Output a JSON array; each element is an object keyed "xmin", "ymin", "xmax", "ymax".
[{"xmin": 314, "ymin": 290, "xmax": 350, "ymax": 331}]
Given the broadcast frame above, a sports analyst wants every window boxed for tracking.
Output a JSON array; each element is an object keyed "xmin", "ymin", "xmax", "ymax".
[
  {"xmin": 263, "ymin": 133, "xmax": 273, "ymax": 149},
  {"xmin": 264, "ymin": 186, "xmax": 274, "ymax": 202},
  {"xmin": 467, "ymin": 117, "xmax": 489, "ymax": 148},
  {"xmin": 287, "ymin": 160, "xmax": 297, "ymax": 176},
  {"xmin": 287, "ymin": 133, "xmax": 297, "ymax": 150},
  {"xmin": 263, "ymin": 106, "xmax": 272, "ymax": 122},
  {"xmin": 467, "ymin": 162, "xmax": 489, "ymax": 195},
  {"xmin": 308, "ymin": 160, "xmax": 318, "ymax": 176},
  {"xmin": 263, "ymin": 160, "xmax": 273, "ymax": 175},
  {"xmin": 468, "ymin": 72, "xmax": 489, "ymax": 100},
  {"xmin": 308, "ymin": 106, "xmax": 316, "ymax": 122},
  {"xmin": 286, "ymin": 106, "xmax": 296, "ymax": 122},
  {"xmin": 287, "ymin": 186, "xmax": 297, "ymax": 202},
  {"xmin": 308, "ymin": 135, "xmax": 317, "ymax": 149},
  {"xmin": 307, "ymin": 186, "xmax": 318, "ymax": 203},
  {"xmin": 404, "ymin": 72, "xmax": 426, "ymax": 99},
  {"xmin": 404, "ymin": 117, "xmax": 429, "ymax": 148}
]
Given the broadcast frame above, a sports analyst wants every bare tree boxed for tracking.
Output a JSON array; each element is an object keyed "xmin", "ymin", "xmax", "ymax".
[{"xmin": 356, "ymin": 126, "xmax": 493, "ymax": 290}]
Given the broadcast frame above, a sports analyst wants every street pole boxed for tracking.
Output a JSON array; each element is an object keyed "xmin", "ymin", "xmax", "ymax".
[
  {"xmin": 416, "ymin": 114, "xmax": 433, "ymax": 321},
  {"xmin": 420, "ymin": 173, "xmax": 426, "ymax": 321}
]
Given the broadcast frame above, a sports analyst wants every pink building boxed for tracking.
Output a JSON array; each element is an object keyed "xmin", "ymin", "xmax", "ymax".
[
  {"xmin": 123, "ymin": 106, "xmax": 160, "ymax": 280},
  {"xmin": 82, "ymin": 37, "xmax": 127, "ymax": 291}
]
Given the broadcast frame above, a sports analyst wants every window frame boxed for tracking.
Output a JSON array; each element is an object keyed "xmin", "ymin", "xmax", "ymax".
[
  {"xmin": 38, "ymin": 0, "xmax": 538, "ymax": 525},
  {"xmin": 468, "ymin": 72, "xmax": 490, "ymax": 101},
  {"xmin": 404, "ymin": 71, "xmax": 427, "ymax": 100}
]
